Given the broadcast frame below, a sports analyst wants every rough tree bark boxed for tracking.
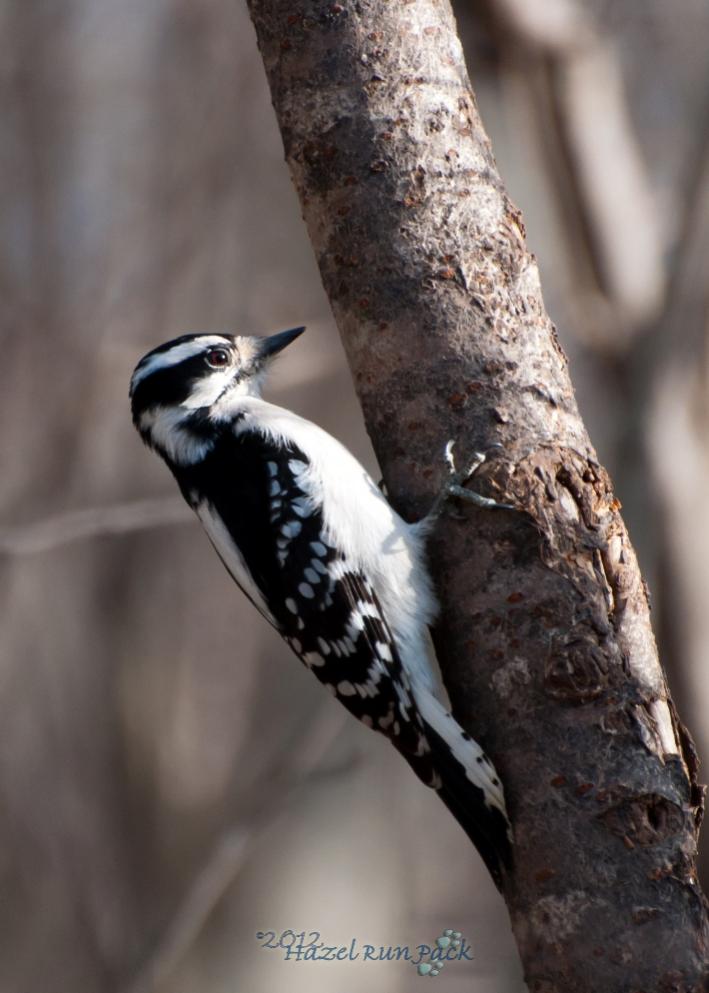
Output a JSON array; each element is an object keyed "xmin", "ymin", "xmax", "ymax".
[{"xmin": 244, "ymin": 0, "xmax": 709, "ymax": 988}]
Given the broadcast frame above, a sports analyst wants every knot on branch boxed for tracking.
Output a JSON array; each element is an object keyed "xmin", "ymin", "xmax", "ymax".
[
  {"xmin": 543, "ymin": 635, "xmax": 608, "ymax": 703},
  {"xmin": 599, "ymin": 793, "xmax": 685, "ymax": 848},
  {"xmin": 511, "ymin": 447, "xmax": 619, "ymax": 556}
]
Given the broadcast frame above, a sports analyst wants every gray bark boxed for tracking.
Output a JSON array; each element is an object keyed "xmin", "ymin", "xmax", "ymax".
[{"xmin": 245, "ymin": 0, "xmax": 709, "ymax": 988}]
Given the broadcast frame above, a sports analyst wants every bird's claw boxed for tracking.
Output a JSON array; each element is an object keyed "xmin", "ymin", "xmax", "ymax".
[{"xmin": 428, "ymin": 439, "xmax": 514, "ymax": 521}]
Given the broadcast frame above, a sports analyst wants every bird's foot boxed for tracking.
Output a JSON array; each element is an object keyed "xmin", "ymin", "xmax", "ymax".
[{"xmin": 427, "ymin": 440, "xmax": 515, "ymax": 521}]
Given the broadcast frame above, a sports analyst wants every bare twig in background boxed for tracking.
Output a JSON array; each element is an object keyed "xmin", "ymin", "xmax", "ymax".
[
  {"xmin": 0, "ymin": 497, "xmax": 192, "ymax": 556},
  {"xmin": 122, "ymin": 706, "xmax": 348, "ymax": 993},
  {"xmin": 646, "ymin": 123, "xmax": 709, "ymax": 855},
  {"xmin": 476, "ymin": 0, "xmax": 665, "ymax": 348},
  {"xmin": 123, "ymin": 829, "xmax": 251, "ymax": 993}
]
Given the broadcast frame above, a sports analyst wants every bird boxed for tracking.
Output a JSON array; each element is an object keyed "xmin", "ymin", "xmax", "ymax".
[{"xmin": 130, "ymin": 327, "xmax": 512, "ymax": 886}]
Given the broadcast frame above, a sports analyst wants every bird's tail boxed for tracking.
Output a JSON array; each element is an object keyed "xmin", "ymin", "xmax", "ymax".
[{"xmin": 413, "ymin": 685, "xmax": 512, "ymax": 890}]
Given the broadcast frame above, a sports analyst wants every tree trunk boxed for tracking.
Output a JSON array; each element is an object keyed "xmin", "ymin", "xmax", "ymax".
[{"xmin": 244, "ymin": 0, "xmax": 709, "ymax": 987}]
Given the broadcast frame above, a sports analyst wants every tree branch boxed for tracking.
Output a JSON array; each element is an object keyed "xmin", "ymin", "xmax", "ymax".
[
  {"xmin": 245, "ymin": 0, "xmax": 709, "ymax": 987},
  {"xmin": 0, "ymin": 497, "xmax": 191, "ymax": 556},
  {"xmin": 121, "ymin": 706, "xmax": 348, "ymax": 993},
  {"xmin": 475, "ymin": 0, "xmax": 665, "ymax": 348}
]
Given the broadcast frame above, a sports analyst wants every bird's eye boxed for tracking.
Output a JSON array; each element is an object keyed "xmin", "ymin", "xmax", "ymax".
[{"xmin": 205, "ymin": 347, "xmax": 231, "ymax": 369}]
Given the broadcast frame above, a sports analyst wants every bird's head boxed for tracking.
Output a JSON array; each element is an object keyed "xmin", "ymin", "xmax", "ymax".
[{"xmin": 130, "ymin": 327, "xmax": 304, "ymax": 460}]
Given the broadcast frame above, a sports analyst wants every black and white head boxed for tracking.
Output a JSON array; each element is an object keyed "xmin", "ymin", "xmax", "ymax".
[{"xmin": 130, "ymin": 327, "xmax": 304, "ymax": 461}]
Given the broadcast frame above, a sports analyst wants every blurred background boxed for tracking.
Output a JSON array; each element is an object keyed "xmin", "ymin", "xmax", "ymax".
[{"xmin": 0, "ymin": 1, "xmax": 707, "ymax": 991}]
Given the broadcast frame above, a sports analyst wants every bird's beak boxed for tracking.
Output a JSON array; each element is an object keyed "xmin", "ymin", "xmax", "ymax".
[{"xmin": 257, "ymin": 326, "xmax": 306, "ymax": 361}]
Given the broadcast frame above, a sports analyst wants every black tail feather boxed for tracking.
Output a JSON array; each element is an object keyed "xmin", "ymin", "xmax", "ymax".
[{"xmin": 424, "ymin": 720, "xmax": 512, "ymax": 890}]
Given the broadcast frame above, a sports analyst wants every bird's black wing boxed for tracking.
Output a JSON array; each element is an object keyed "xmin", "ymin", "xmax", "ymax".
[
  {"xmin": 177, "ymin": 427, "xmax": 510, "ymax": 885},
  {"xmin": 178, "ymin": 427, "xmax": 438, "ymax": 780}
]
